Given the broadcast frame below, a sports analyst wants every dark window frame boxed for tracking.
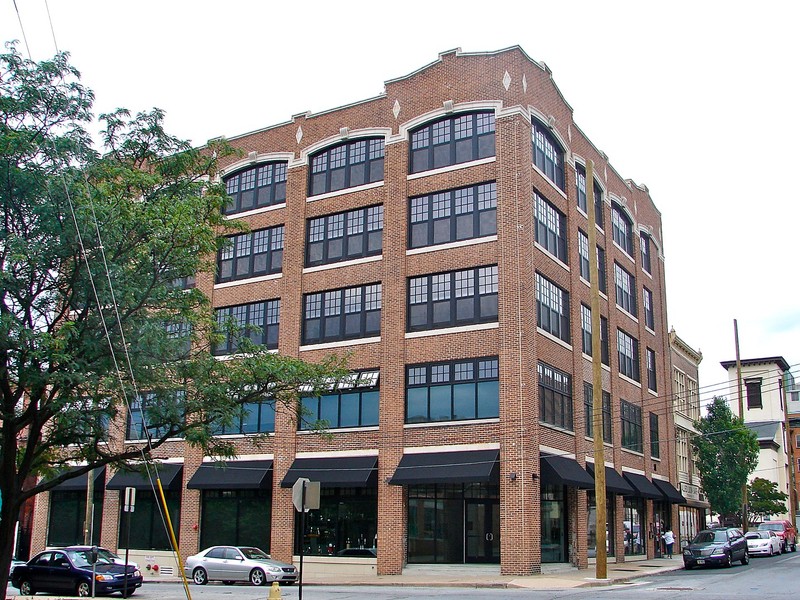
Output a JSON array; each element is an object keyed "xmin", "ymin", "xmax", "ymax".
[
  {"xmin": 410, "ymin": 111, "xmax": 496, "ymax": 174},
  {"xmin": 306, "ymin": 205, "xmax": 383, "ymax": 267},
  {"xmin": 746, "ymin": 378, "xmax": 763, "ymax": 409},
  {"xmin": 575, "ymin": 163, "xmax": 604, "ymax": 227},
  {"xmin": 578, "ymin": 229, "xmax": 607, "ymax": 293},
  {"xmin": 214, "ymin": 299, "xmax": 280, "ymax": 355},
  {"xmin": 302, "ymin": 283, "xmax": 382, "ymax": 345},
  {"xmin": 126, "ymin": 390, "xmax": 185, "ymax": 441},
  {"xmin": 538, "ymin": 362, "xmax": 573, "ymax": 431},
  {"xmin": 621, "ymin": 399, "xmax": 643, "ymax": 453},
  {"xmin": 583, "ymin": 382, "xmax": 612, "ymax": 443},
  {"xmin": 409, "ymin": 182, "xmax": 497, "ymax": 249},
  {"xmin": 611, "ymin": 204, "xmax": 634, "ymax": 256},
  {"xmin": 213, "ymin": 400, "xmax": 276, "ymax": 435},
  {"xmin": 301, "ymin": 370, "xmax": 380, "ymax": 430},
  {"xmin": 614, "ymin": 262, "xmax": 638, "ymax": 317},
  {"xmin": 405, "ymin": 357, "xmax": 499, "ymax": 424},
  {"xmin": 309, "ymin": 137, "xmax": 385, "ymax": 196},
  {"xmin": 617, "ymin": 328, "xmax": 640, "ymax": 382},
  {"xmin": 223, "ymin": 161, "xmax": 288, "ymax": 215},
  {"xmin": 407, "ymin": 266, "xmax": 498, "ymax": 332},
  {"xmin": 217, "ymin": 225, "xmax": 284, "ymax": 284},
  {"xmin": 580, "ymin": 303, "xmax": 609, "ymax": 365},
  {"xmin": 640, "ymin": 232, "xmax": 652, "ymax": 274},
  {"xmin": 532, "ymin": 118, "xmax": 565, "ymax": 190},
  {"xmin": 646, "ymin": 347, "xmax": 657, "ymax": 392},
  {"xmin": 536, "ymin": 272, "xmax": 570, "ymax": 343},
  {"xmin": 643, "ymin": 286, "xmax": 655, "ymax": 330},
  {"xmin": 650, "ymin": 412, "xmax": 660, "ymax": 458},
  {"xmin": 534, "ymin": 190, "xmax": 567, "ymax": 262}
]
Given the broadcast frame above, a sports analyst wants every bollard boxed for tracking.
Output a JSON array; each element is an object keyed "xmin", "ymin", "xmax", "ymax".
[{"xmin": 268, "ymin": 580, "xmax": 282, "ymax": 599}]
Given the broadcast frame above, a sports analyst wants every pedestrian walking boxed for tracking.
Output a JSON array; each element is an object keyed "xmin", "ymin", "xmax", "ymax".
[{"xmin": 662, "ymin": 528, "xmax": 675, "ymax": 558}]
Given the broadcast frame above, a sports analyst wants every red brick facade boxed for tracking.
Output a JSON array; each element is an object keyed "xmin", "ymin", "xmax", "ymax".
[{"xmin": 30, "ymin": 46, "xmax": 678, "ymax": 576}]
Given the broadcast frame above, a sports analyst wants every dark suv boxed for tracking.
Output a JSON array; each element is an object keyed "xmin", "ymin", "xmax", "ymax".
[{"xmin": 683, "ymin": 528, "xmax": 749, "ymax": 569}]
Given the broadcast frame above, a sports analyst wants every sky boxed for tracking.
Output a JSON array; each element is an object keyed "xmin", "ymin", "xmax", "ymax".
[{"xmin": 3, "ymin": 0, "xmax": 798, "ymax": 401}]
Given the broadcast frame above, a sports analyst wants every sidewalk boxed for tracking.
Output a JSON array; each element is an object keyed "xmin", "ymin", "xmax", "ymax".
[{"xmin": 147, "ymin": 556, "xmax": 685, "ymax": 590}]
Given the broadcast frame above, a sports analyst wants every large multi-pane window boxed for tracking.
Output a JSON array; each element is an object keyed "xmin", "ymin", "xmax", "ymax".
[
  {"xmin": 538, "ymin": 362, "xmax": 573, "ymax": 430},
  {"xmin": 214, "ymin": 299, "xmax": 280, "ymax": 355},
  {"xmin": 614, "ymin": 262, "xmax": 637, "ymax": 317},
  {"xmin": 302, "ymin": 284, "xmax": 381, "ymax": 345},
  {"xmin": 640, "ymin": 233, "xmax": 652, "ymax": 274},
  {"xmin": 650, "ymin": 412, "xmax": 660, "ymax": 458},
  {"xmin": 617, "ymin": 328, "xmax": 640, "ymax": 382},
  {"xmin": 646, "ymin": 348, "xmax": 657, "ymax": 392},
  {"xmin": 576, "ymin": 163, "xmax": 604, "ymax": 227},
  {"xmin": 300, "ymin": 370, "xmax": 379, "ymax": 429},
  {"xmin": 583, "ymin": 383, "xmax": 612, "ymax": 443},
  {"xmin": 200, "ymin": 490, "xmax": 270, "ymax": 549},
  {"xmin": 126, "ymin": 391, "xmax": 184, "ymax": 441},
  {"xmin": 213, "ymin": 400, "xmax": 276, "ymax": 435},
  {"xmin": 296, "ymin": 488, "xmax": 377, "ymax": 557},
  {"xmin": 217, "ymin": 225, "xmax": 284, "ymax": 283},
  {"xmin": 536, "ymin": 272, "xmax": 570, "ymax": 343},
  {"xmin": 406, "ymin": 357, "xmax": 499, "ymax": 423},
  {"xmin": 676, "ymin": 428, "xmax": 690, "ymax": 475},
  {"xmin": 580, "ymin": 304, "xmax": 609, "ymax": 365},
  {"xmin": 534, "ymin": 191, "xmax": 567, "ymax": 262},
  {"xmin": 310, "ymin": 138, "xmax": 385, "ymax": 196},
  {"xmin": 620, "ymin": 399, "xmax": 643, "ymax": 453},
  {"xmin": 122, "ymin": 490, "xmax": 180, "ymax": 551},
  {"xmin": 611, "ymin": 204, "xmax": 634, "ymax": 256},
  {"xmin": 409, "ymin": 182, "xmax": 497, "ymax": 249},
  {"xmin": 578, "ymin": 230, "xmax": 607, "ymax": 293},
  {"xmin": 48, "ymin": 490, "xmax": 103, "ymax": 546},
  {"xmin": 306, "ymin": 205, "xmax": 383, "ymax": 267},
  {"xmin": 407, "ymin": 266, "xmax": 498, "ymax": 332},
  {"xmin": 643, "ymin": 287, "xmax": 654, "ymax": 330},
  {"xmin": 531, "ymin": 119, "xmax": 565, "ymax": 190},
  {"xmin": 224, "ymin": 161, "xmax": 287, "ymax": 215},
  {"xmin": 410, "ymin": 111, "xmax": 495, "ymax": 174}
]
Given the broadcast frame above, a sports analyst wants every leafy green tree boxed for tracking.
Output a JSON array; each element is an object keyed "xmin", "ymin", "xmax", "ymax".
[
  {"xmin": 747, "ymin": 477, "xmax": 789, "ymax": 526},
  {"xmin": 692, "ymin": 396, "xmax": 759, "ymax": 522},
  {"xmin": 0, "ymin": 43, "xmax": 344, "ymax": 595}
]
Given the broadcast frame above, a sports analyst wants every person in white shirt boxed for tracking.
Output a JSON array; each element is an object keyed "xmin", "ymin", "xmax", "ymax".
[{"xmin": 662, "ymin": 528, "xmax": 675, "ymax": 558}]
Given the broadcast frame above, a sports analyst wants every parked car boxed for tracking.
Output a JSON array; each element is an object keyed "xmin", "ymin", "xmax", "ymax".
[
  {"xmin": 9, "ymin": 558, "xmax": 26, "ymax": 576},
  {"xmin": 183, "ymin": 546, "xmax": 297, "ymax": 586},
  {"xmin": 745, "ymin": 530, "xmax": 782, "ymax": 556},
  {"xmin": 65, "ymin": 546, "xmax": 139, "ymax": 570},
  {"xmin": 757, "ymin": 520, "xmax": 797, "ymax": 553},
  {"xmin": 683, "ymin": 528, "xmax": 749, "ymax": 569},
  {"xmin": 10, "ymin": 548, "xmax": 143, "ymax": 597}
]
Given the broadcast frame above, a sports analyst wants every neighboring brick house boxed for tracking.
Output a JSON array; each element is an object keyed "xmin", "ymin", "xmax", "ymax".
[
  {"xmin": 784, "ymin": 373, "xmax": 799, "ymax": 527},
  {"xmin": 668, "ymin": 329, "xmax": 709, "ymax": 545},
  {"xmin": 31, "ymin": 46, "xmax": 679, "ymax": 577}
]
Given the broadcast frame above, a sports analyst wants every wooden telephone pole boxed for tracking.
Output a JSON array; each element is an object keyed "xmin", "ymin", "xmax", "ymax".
[
  {"xmin": 734, "ymin": 319, "xmax": 748, "ymax": 531},
  {"xmin": 587, "ymin": 160, "xmax": 608, "ymax": 579}
]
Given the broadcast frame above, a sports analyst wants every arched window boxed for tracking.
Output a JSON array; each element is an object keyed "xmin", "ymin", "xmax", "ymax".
[
  {"xmin": 611, "ymin": 203, "xmax": 634, "ymax": 256},
  {"xmin": 409, "ymin": 111, "xmax": 495, "ymax": 174},
  {"xmin": 532, "ymin": 119, "xmax": 565, "ymax": 190},
  {"xmin": 224, "ymin": 161, "xmax": 287, "ymax": 215},
  {"xmin": 575, "ymin": 162, "xmax": 604, "ymax": 228},
  {"xmin": 309, "ymin": 137, "xmax": 385, "ymax": 196}
]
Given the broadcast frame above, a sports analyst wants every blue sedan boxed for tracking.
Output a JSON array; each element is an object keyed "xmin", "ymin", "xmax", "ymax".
[{"xmin": 11, "ymin": 548, "xmax": 143, "ymax": 597}]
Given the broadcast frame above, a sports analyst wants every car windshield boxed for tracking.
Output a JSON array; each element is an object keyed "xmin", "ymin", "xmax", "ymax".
[
  {"xmin": 746, "ymin": 532, "xmax": 768, "ymax": 539},
  {"xmin": 692, "ymin": 530, "xmax": 728, "ymax": 544},
  {"xmin": 758, "ymin": 523, "xmax": 784, "ymax": 531},
  {"xmin": 66, "ymin": 550, "xmax": 113, "ymax": 568},
  {"xmin": 97, "ymin": 549, "xmax": 120, "ymax": 561},
  {"xmin": 239, "ymin": 547, "xmax": 270, "ymax": 560}
]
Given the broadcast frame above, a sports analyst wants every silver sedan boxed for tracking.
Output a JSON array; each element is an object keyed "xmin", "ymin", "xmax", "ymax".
[{"xmin": 183, "ymin": 546, "xmax": 297, "ymax": 586}]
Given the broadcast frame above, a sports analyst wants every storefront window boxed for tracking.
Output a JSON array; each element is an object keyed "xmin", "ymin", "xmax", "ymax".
[
  {"xmin": 623, "ymin": 497, "xmax": 646, "ymax": 556},
  {"xmin": 47, "ymin": 490, "xmax": 103, "ymax": 547},
  {"xmin": 587, "ymin": 492, "xmax": 615, "ymax": 558},
  {"xmin": 294, "ymin": 487, "xmax": 377, "ymax": 556},
  {"xmin": 541, "ymin": 484, "xmax": 567, "ymax": 562},
  {"xmin": 200, "ymin": 489, "xmax": 270, "ymax": 549},
  {"xmin": 119, "ymin": 490, "xmax": 180, "ymax": 551}
]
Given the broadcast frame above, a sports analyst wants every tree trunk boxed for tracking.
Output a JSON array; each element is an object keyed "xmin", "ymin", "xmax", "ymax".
[{"xmin": 0, "ymin": 490, "xmax": 22, "ymax": 600}]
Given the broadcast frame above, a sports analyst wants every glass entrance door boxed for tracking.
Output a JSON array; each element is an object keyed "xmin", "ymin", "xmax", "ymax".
[{"xmin": 465, "ymin": 499, "xmax": 500, "ymax": 563}]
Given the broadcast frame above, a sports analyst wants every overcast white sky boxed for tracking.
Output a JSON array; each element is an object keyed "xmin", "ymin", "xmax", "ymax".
[{"xmin": 3, "ymin": 0, "xmax": 798, "ymax": 400}]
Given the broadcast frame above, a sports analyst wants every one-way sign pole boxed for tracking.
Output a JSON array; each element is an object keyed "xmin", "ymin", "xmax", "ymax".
[{"xmin": 292, "ymin": 478, "xmax": 320, "ymax": 600}]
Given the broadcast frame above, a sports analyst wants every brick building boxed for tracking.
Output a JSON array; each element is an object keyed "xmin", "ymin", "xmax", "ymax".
[{"xmin": 31, "ymin": 46, "xmax": 680, "ymax": 577}]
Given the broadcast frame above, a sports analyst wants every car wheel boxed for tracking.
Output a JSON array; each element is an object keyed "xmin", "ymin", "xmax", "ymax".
[
  {"xmin": 792, "ymin": 541, "xmax": 797, "ymax": 552},
  {"xmin": 122, "ymin": 589, "xmax": 136, "ymax": 597},
  {"xmin": 192, "ymin": 567, "xmax": 208, "ymax": 585},
  {"xmin": 19, "ymin": 580, "xmax": 35, "ymax": 595},
  {"xmin": 76, "ymin": 580, "xmax": 92, "ymax": 597},
  {"xmin": 741, "ymin": 550, "xmax": 749, "ymax": 565},
  {"xmin": 723, "ymin": 551, "xmax": 732, "ymax": 567},
  {"xmin": 249, "ymin": 568, "xmax": 266, "ymax": 586},
  {"xmin": 684, "ymin": 563, "xmax": 693, "ymax": 570},
  {"xmin": 769, "ymin": 546, "xmax": 773, "ymax": 556}
]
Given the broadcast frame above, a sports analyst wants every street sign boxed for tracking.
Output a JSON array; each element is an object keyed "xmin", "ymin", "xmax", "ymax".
[
  {"xmin": 123, "ymin": 486, "xmax": 136, "ymax": 512},
  {"xmin": 292, "ymin": 478, "xmax": 320, "ymax": 512}
]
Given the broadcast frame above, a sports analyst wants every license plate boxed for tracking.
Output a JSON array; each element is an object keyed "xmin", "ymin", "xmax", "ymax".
[{"xmin": 697, "ymin": 559, "xmax": 705, "ymax": 564}]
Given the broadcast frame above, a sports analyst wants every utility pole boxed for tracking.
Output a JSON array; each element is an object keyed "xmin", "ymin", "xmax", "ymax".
[
  {"xmin": 587, "ymin": 160, "xmax": 607, "ymax": 579},
  {"xmin": 779, "ymin": 375, "xmax": 797, "ymax": 527},
  {"xmin": 83, "ymin": 469, "xmax": 94, "ymax": 545},
  {"xmin": 734, "ymin": 319, "xmax": 748, "ymax": 531}
]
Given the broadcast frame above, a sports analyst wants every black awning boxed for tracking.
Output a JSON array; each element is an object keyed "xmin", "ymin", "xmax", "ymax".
[
  {"xmin": 586, "ymin": 463, "xmax": 635, "ymax": 496},
  {"xmin": 280, "ymin": 456, "xmax": 377, "ymax": 488},
  {"xmin": 106, "ymin": 463, "xmax": 184, "ymax": 491},
  {"xmin": 186, "ymin": 460, "xmax": 273, "ymax": 490},
  {"xmin": 51, "ymin": 467, "xmax": 106, "ymax": 492},
  {"xmin": 653, "ymin": 478, "xmax": 686, "ymax": 504},
  {"xmin": 388, "ymin": 449, "xmax": 499, "ymax": 485},
  {"xmin": 622, "ymin": 472, "xmax": 662, "ymax": 499},
  {"xmin": 539, "ymin": 455, "xmax": 594, "ymax": 489}
]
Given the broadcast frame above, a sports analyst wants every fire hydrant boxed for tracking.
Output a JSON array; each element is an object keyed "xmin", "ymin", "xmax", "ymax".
[{"xmin": 268, "ymin": 581, "xmax": 282, "ymax": 599}]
